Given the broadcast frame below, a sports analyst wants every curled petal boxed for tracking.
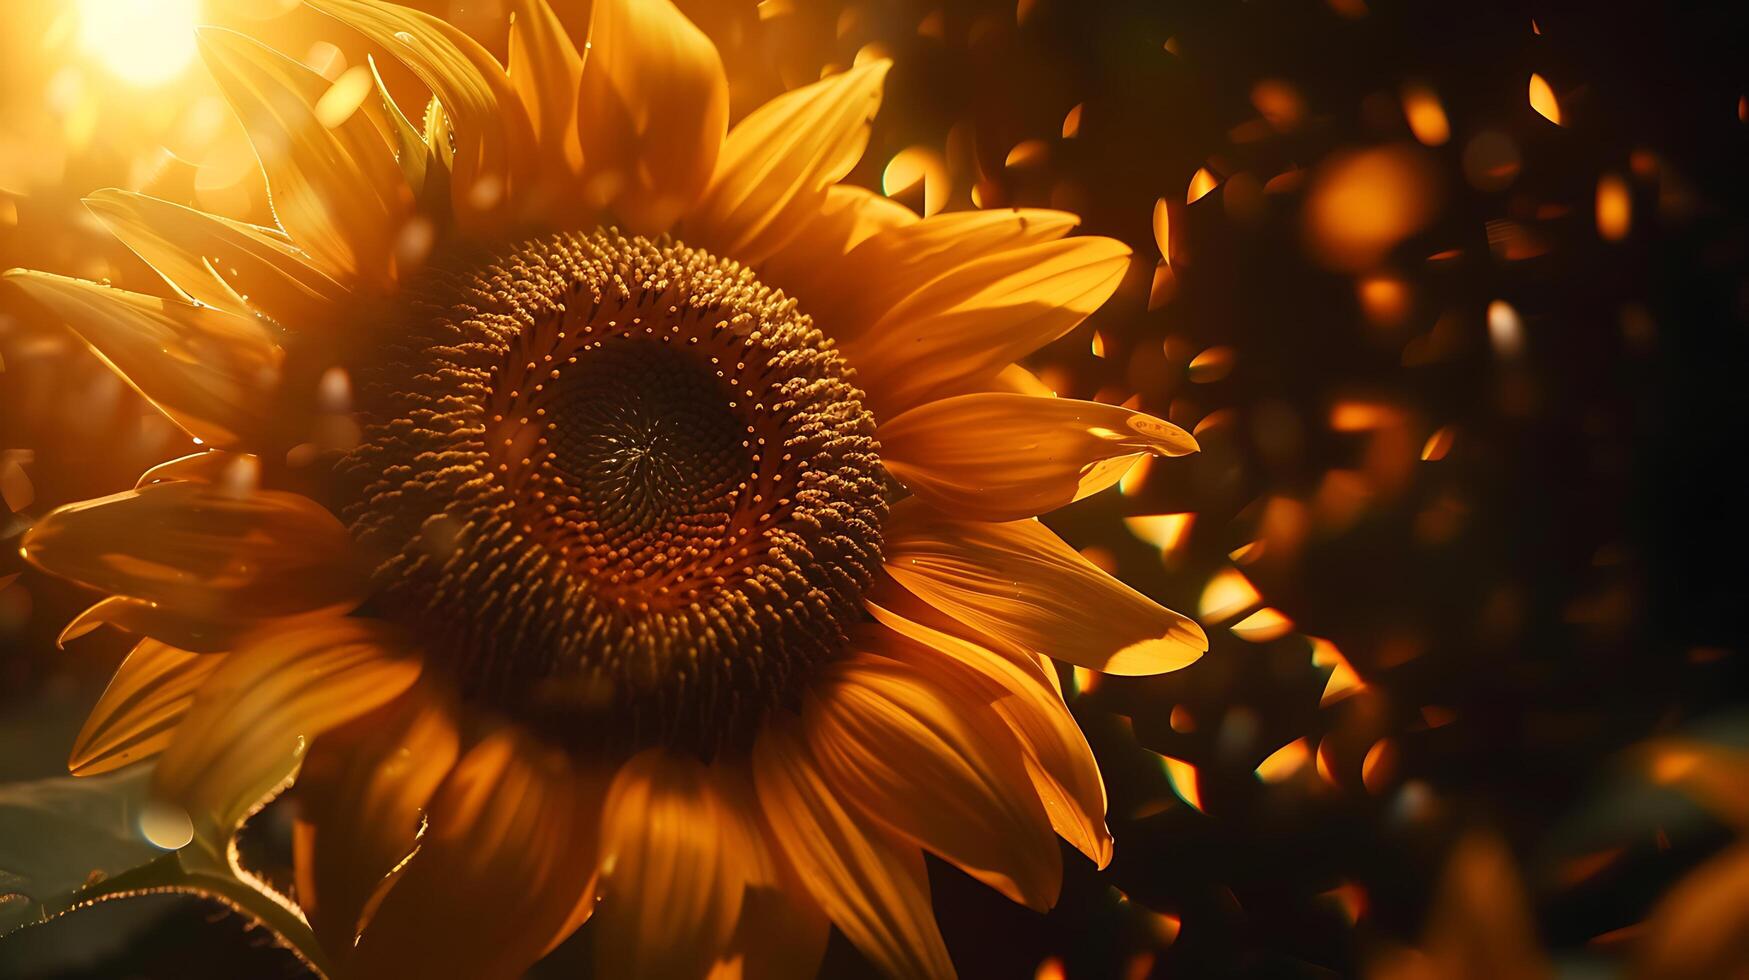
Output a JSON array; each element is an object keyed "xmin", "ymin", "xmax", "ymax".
[
  {"xmin": 687, "ymin": 60, "xmax": 890, "ymax": 265},
  {"xmin": 883, "ymin": 499, "xmax": 1207, "ymax": 675},
  {"xmin": 2, "ymin": 272, "xmax": 278, "ymax": 446},
  {"xmin": 69, "ymin": 639, "xmax": 224, "ymax": 777},
  {"xmin": 880, "ymin": 392, "xmax": 1197, "ymax": 522},
  {"xmin": 577, "ymin": 0, "xmax": 728, "ymax": 233},
  {"xmin": 753, "ymin": 712, "xmax": 956, "ymax": 979},
  {"xmin": 152, "ymin": 618, "xmax": 421, "ymax": 849},
  {"xmin": 20, "ymin": 482, "xmax": 367, "ymax": 622}
]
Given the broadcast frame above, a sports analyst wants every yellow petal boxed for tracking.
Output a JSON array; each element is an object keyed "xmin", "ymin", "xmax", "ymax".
[
  {"xmin": 293, "ymin": 687, "xmax": 459, "ymax": 961},
  {"xmin": 508, "ymin": 0, "xmax": 585, "ymax": 212},
  {"xmin": 196, "ymin": 28, "xmax": 409, "ymax": 287},
  {"xmin": 820, "ymin": 208, "xmax": 1082, "ymax": 344},
  {"xmin": 752, "ymin": 712, "xmax": 956, "ymax": 979},
  {"xmin": 308, "ymin": 0, "xmax": 534, "ymax": 232},
  {"xmin": 595, "ymin": 750, "xmax": 745, "ymax": 979},
  {"xmin": 863, "ymin": 587, "xmax": 1112, "ymax": 868},
  {"xmin": 842, "ymin": 235, "xmax": 1131, "ymax": 417},
  {"xmin": 152, "ymin": 618, "xmax": 421, "ymax": 849},
  {"xmin": 807, "ymin": 652, "xmax": 1061, "ymax": 912},
  {"xmin": 880, "ymin": 392, "xmax": 1198, "ymax": 522},
  {"xmin": 85, "ymin": 190, "xmax": 348, "ymax": 327},
  {"xmin": 758, "ymin": 184, "xmax": 917, "ymax": 309},
  {"xmin": 68, "ymin": 639, "xmax": 223, "ymax": 777},
  {"xmin": 20, "ymin": 482, "xmax": 367, "ymax": 622},
  {"xmin": 883, "ymin": 499, "xmax": 1207, "ymax": 675},
  {"xmin": 348, "ymin": 729, "xmax": 603, "ymax": 980},
  {"xmin": 687, "ymin": 60, "xmax": 890, "ymax": 266},
  {"xmin": 577, "ymin": 0, "xmax": 727, "ymax": 233},
  {"xmin": 2, "ymin": 272, "xmax": 278, "ymax": 446}
]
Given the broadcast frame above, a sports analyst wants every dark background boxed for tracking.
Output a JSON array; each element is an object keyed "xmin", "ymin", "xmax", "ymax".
[{"xmin": 3, "ymin": 0, "xmax": 1746, "ymax": 976}]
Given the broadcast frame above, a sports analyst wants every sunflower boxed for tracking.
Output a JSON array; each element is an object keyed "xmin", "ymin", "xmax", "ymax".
[{"xmin": 6, "ymin": 1, "xmax": 1207, "ymax": 976}]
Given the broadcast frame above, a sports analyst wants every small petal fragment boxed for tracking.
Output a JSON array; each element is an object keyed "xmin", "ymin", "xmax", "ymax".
[
  {"xmin": 881, "ymin": 392, "xmax": 1198, "ymax": 522},
  {"xmin": 883, "ymin": 500, "xmax": 1207, "ymax": 675},
  {"xmin": 69, "ymin": 640, "xmax": 224, "ymax": 776},
  {"xmin": 152, "ymin": 618, "xmax": 421, "ymax": 848},
  {"xmin": 807, "ymin": 653, "xmax": 1061, "ymax": 912},
  {"xmin": 687, "ymin": 60, "xmax": 890, "ymax": 265},
  {"xmin": 2, "ymin": 272, "xmax": 278, "ymax": 446},
  {"xmin": 753, "ymin": 713, "xmax": 956, "ymax": 980},
  {"xmin": 577, "ymin": 0, "xmax": 728, "ymax": 233}
]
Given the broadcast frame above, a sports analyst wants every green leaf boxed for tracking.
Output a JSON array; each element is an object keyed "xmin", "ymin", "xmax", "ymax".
[{"xmin": 0, "ymin": 770, "xmax": 333, "ymax": 978}]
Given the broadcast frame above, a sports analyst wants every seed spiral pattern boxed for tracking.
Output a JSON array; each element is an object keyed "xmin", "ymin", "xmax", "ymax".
[{"xmin": 339, "ymin": 231, "xmax": 885, "ymax": 754}]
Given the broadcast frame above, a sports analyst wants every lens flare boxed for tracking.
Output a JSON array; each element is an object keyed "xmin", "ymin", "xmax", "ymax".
[{"xmin": 77, "ymin": 0, "xmax": 201, "ymax": 86}]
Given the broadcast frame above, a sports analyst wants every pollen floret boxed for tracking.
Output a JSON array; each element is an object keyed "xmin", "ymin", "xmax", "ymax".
[{"xmin": 341, "ymin": 230, "xmax": 885, "ymax": 754}]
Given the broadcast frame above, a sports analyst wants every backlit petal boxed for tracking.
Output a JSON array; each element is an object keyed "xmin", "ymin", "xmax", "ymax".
[
  {"xmin": 753, "ymin": 711, "xmax": 956, "ymax": 979},
  {"xmin": 883, "ymin": 499, "xmax": 1207, "ymax": 675},
  {"xmin": 68, "ymin": 640, "xmax": 224, "ymax": 777},
  {"xmin": 807, "ymin": 652, "xmax": 1061, "ymax": 912},
  {"xmin": 348, "ymin": 729, "xmax": 603, "ymax": 980},
  {"xmin": 2, "ymin": 272, "xmax": 278, "ymax": 446},
  {"xmin": 197, "ymin": 28, "xmax": 409, "ymax": 287},
  {"xmin": 20, "ymin": 482, "xmax": 367, "ymax": 622},
  {"xmin": 686, "ymin": 60, "xmax": 890, "ymax": 266},
  {"xmin": 577, "ymin": 0, "xmax": 727, "ymax": 233},
  {"xmin": 595, "ymin": 749, "xmax": 744, "ymax": 979},
  {"xmin": 85, "ymin": 189, "xmax": 347, "ymax": 326},
  {"xmin": 880, "ymin": 392, "xmax": 1198, "ymax": 522},
  {"xmin": 152, "ymin": 618, "xmax": 421, "ymax": 849},
  {"xmin": 842, "ymin": 236, "xmax": 1131, "ymax": 417}
]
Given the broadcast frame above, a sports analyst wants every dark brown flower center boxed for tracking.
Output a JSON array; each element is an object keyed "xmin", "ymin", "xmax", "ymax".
[{"xmin": 340, "ymin": 231, "xmax": 884, "ymax": 755}]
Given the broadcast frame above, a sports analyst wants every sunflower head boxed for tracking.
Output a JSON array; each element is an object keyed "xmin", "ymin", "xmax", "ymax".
[
  {"xmin": 6, "ymin": 0, "xmax": 1209, "ymax": 976},
  {"xmin": 342, "ymin": 229, "xmax": 885, "ymax": 753}
]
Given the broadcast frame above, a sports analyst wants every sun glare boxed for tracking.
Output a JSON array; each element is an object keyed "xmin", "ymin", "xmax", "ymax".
[{"xmin": 77, "ymin": 0, "xmax": 200, "ymax": 86}]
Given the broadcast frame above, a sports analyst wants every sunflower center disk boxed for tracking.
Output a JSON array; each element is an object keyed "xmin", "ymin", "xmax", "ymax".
[{"xmin": 341, "ymin": 231, "xmax": 884, "ymax": 755}]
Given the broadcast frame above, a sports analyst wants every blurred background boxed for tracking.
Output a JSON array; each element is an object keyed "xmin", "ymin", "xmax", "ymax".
[{"xmin": 2, "ymin": 0, "xmax": 1746, "ymax": 977}]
